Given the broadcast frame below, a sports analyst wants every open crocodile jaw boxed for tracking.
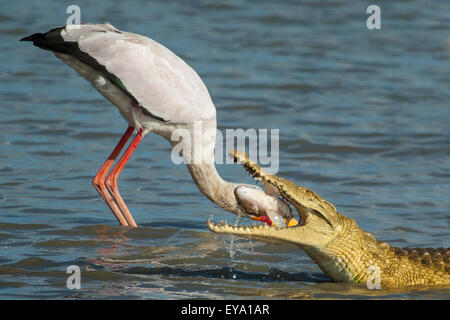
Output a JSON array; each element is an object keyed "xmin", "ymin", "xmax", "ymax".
[
  {"xmin": 209, "ymin": 150, "xmax": 314, "ymax": 233},
  {"xmin": 207, "ymin": 188, "xmax": 310, "ymax": 237}
]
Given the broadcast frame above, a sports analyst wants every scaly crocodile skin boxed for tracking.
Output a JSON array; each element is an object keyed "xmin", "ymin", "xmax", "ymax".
[{"xmin": 207, "ymin": 151, "xmax": 450, "ymax": 289}]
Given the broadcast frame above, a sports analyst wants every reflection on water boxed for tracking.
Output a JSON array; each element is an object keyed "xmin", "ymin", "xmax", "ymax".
[{"xmin": 0, "ymin": 0, "xmax": 449, "ymax": 299}]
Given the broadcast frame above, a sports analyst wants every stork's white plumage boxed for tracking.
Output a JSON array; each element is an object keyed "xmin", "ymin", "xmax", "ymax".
[{"xmin": 21, "ymin": 24, "xmax": 288, "ymax": 227}]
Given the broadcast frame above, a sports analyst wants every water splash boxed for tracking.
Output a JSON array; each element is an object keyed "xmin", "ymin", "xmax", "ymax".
[
  {"xmin": 233, "ymin": 213, "xmax": 243, "ymax": 227},
  {"xmin": 224, "ymin": 235, "xmax": 237, "ymax": 260}
]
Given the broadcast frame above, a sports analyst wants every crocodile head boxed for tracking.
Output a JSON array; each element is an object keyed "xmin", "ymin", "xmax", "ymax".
[
  {"xmin": 208, "ymin": 151, "xmax": 342, "ymax": 248},
  {"xmin": 208, "ymin": 151, "xmax": 450, "ymax": 288}
]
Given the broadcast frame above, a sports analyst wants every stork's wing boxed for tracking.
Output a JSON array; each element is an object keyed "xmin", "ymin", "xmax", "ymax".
[{"xmin": 22, "ymin": 24, "xmax": 216, "ymax": 123}]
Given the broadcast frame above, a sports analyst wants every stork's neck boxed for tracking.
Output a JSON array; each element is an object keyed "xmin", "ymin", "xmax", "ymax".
[
  {"xmin": 186, "ymin": 162, "xmax": 242, "ymax": 214},
  {"xmin": 169, "ymin": 119, "xmax": 243, "ymax": 214}
]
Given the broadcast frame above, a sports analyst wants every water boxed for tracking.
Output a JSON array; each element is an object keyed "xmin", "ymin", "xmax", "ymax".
[{"xmin": 0, "ymin": 0, "xmax": 449, "ymax": 299}]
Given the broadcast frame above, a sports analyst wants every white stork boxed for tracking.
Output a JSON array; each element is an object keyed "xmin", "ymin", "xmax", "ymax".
[{"xmin": 21, "ymin": 24, "xmax": 293, "ymax": 228}]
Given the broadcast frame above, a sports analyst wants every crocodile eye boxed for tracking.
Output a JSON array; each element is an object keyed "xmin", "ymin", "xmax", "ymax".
[{"xmin": 306, "ymin": 190, "xmax": 315, "ymax": 197}]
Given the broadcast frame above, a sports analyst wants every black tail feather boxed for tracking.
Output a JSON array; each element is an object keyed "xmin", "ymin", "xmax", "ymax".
[
  {"xmin": 20, "ymin": 33, "xmax": 43, "ymax": 42},
  {"xmin": 20, "ymin": 32, "xmax": 55, "ymax": 52},
  {"xmin": 20, "ymin": 28, "xmax": 69, "ymax": 53}
]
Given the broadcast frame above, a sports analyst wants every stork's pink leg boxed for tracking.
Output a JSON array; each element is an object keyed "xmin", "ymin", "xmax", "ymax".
[
  {"xmin": 92, "ymin": 126, "xmax": 134, "ymax": 226},
  {"xmin": 105, "ymin": 129, "xmax": 144, "ymax": 228}
]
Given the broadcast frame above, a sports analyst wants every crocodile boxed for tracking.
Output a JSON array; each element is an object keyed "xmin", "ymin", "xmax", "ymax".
[{"xmin": 207, "ymin": 151, "xmax": 450, "ymax": 289}]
